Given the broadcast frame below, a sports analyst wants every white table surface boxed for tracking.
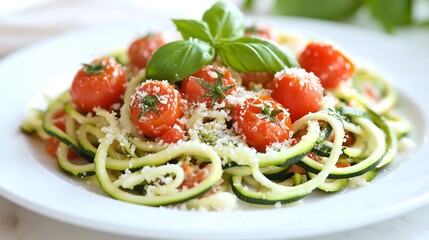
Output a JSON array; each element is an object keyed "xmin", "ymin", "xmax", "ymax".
[
  {"xmin": 1, "ymin": 195, "xmax": 429, "ymax": 240},
  {"xmin": 1, "ymin": 0, "xmax": 429, "ymax": 239}
]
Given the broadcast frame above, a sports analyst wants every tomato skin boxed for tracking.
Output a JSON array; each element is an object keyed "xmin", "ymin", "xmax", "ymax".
[
  {"xmin": 178, "ymin": 162, "xmax": 221, "ymax": 196},
  {"xmin": 231, "ymin": 95, "xmax": 293, "ymax": 152},
  {"xmin": 52, "ymin": 110, "xmax": 66, "ymax": 130},
  {"xmin": 160, "ymin": 127, "xmax": 184, "ymax": 144},
  {"xmin": 270, "ymin": 68, "xmax": 324, "ymax": 122},
  {"xmin": 45, "ymin": 137, "xmax": 80, "ymax": 159},
  {"xmin": 363, "ymin": 84, "xmax": 381, "ymax": 101},
  {"xmin": 299, "ymin": 42, "xmax": 355, "ymax": 89},
  {"xmin": 130, "ymin": 80, "xmax": 183, "ymax": 138},
  {"xmin": 45, "ymin": 137, "xmax": 60, "ymax": 158},
  {"xmin": 70, "ymin": 58, "xmax": 126, "ymax": 113},
  {"xmin": 181, "ymin": 65, "xmax": 237, "ymax": 106},
  {"xmin": 343, "ymin": 131, "xmax": 355, "ymax": 147},
  {"xmin": 128, "ymin": 33, "xmax": 166, "ymax": 74},
  {"xmin": 45, "ymin": 110, "xmax": 65, "ymax": 158},
  {"xmin": 245, "ymin": 26, "xmax": 279, "ymax": 42},
  {"xmin": 239, "ymin": 72, "xmax": 274, "ymax": 89},
  {"xmin": 336, "ymin": 162, "xmax": 351, "ymax": 168},
  {"xmin": 327, "ymin": 130, "xmax": 355, "ymax": 147},
  {"xmin": 179, "ymin": 163, "xmax": 207, "ymax": 189},
  {"xmin": 45, "ymin": 110, "xmax": 80, "ymax": 159},
  {"xmin": 287, "ymin": 164, "xmax": 307, "ymax": 174}
]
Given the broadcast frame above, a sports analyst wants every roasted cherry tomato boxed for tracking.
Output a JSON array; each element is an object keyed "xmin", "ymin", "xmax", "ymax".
[
  {"xmin": 336, "ymin": 162, "xmax": 351, "ymax": 168},
  {"xmin": 239, "ymin": 72, "xmax": 274, "ymax": 89},
  {"xmin": 244, "ymin": 26, "xmax": 279, "ymax": 42},
  {"xmin": 363, "ymin": 84, "xmax": 381, "ymax": 101},
  {"xmin": 231, "ymin": 95, "xmax": 293, "ymax": 152},
  {"xmin": 45, "ymin": 110, "xmax": 79, "ymax": 159},
  {"xmin": 181, "ymin": 65, "xmax": 237, "ymax": 106},
  {"xmin": 45, "ymin": 137, "xmax": 80, "ymax": 159},
  {"xmin": 299, "ymin": 42, "xmax": 355, "ymax": 89},
  {"xmin": 128, "ymin": 33, "xmax": 166, "ymax": 74},
  {"xmin": 160, "ymin": 126, "xmax": 185, "ymax": 144},
  {"xmin": 70, "ymin": 57, "xmax": 126, "ymax": 113},
  {"xmin": 45, "ymin": 137, "xmax": 60, "ymax": 158},
  {"xmin": 287, "ymin": 164, "xmax": 307, "ymax": 174},
  {"xmin": 51, "ymin": 109, "xmax": 67, "ymax": 131},
  {"xmin": 327, "ymin": 130, "xmax": 355, "ymax": 147},
  {"xmin": 179, "ymin": 162, "xmax": 208, "ymax": 189},
  {"xmin": 270, "ymin": 68, "xmax": 324, "ymax": 121},
  {"xmin": 130, "ymin": 80, "xmax": 183, "ymax": 138}
]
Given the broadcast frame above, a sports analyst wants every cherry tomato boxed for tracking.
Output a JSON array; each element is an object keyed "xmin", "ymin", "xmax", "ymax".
[
  {"xmin": 45, "ymin": 137, "xmax": 80, "ymax": 159},
  {"xmin": 130, "ymin": 80, "xmax": 183, "ymax": 138},
  {"xmin": 45, "ymin": 109, "xmax": 80, "ymax": 159},
  {"xmin": 45, "ymin": 137, "xmax": 60, "ymax": 158},
  {"xmin": 52, "ymin": 110, "xmax": 66, "ymax": 131},
  {"xmin": 343, "ymin": 131, "xmax": 355, "ymax": 147},
  {"xmin": 45, "ymin": 110, "xmax": 65, "ymax": 158},
  {"xmin": 363, "ymin": 84, "xmax": 381, "ymax": 101},
  {"xmin": 178, "ymin": 162, "xmax": 222, "ymax": 197},
  {"xmin": 128, "ymin": 33, "xmax": 166, "ymax": 74},
  {"xmin": 299, "ymin": 42, "xmax": 355, "ymax": 89},
  {"xmin": 181, "ymin": 65, "xmax": 237, "ymax": 106},
  {"xmin": 179, "ymin": 163, "xmax": 208, "ymax": 189},
  {"xmin": 327, "ymin": 130, "xmax": 355, "ymax": 147},
  {"xmin": 336, "ymin": 162, "xmax": 351, "ymax": 168},
  {"xmin": 70, "ymin": 57, "xmax": 126, "ymax": 113},
  {"xmin": 239, "ymin": 72, "xmax": 274, "ymax": 89},
  {"xmin": 307, "ymin": 152, "xmax": 322, "ymax": 162},
  {"xmin": 231, "ymin": 95, "xmax": 293, "ymax": 152},
  {"xmin": 245, "ymin": 26, "xmax": 279, "ymax": 42},
  {"xmin": 287, "ymin": 164, "xmax": 307, "ymax": 174},
  {"xmin": 160, "ymin": 126, "xmax": 184, "ymax": 144},
  {"xmin": 270, "ymin": 68, "xmax": 324, "ymax": 122}
]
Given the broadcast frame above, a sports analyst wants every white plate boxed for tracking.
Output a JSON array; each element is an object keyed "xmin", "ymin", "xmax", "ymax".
[{"xmin": 1, "ymin": 16, "xmax": 429, "ymax": 239}]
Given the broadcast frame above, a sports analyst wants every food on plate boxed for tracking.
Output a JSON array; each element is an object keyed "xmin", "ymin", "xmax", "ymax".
[{"xmin": 20, "ymin": 1, "xmax": 413, "ymax": 210}]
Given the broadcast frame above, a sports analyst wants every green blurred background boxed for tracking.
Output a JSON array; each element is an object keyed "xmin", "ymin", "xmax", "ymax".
[{"xmin": 242, "ymin": 0, "xmax": 429, "ymax": 33}]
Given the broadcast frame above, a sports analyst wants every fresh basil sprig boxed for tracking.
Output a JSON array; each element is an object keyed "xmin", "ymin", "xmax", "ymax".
[
  {"xmin": 145, "ymin": 1, "xmax": 298, "ymax": 83},
  {"xmin": 145, "ymin": 40, "xmax": 215, "ymax": 83},
  {"xmin": 172, "ymin": 19, "xmax": 213, "ymax": 43},
  {"xmin": 202, "ymin": 1, "xmax": 245, "ymax": 43},
  {"xmin": 219, "ymin": 37, "xmax": 299, "ymax": 73}
]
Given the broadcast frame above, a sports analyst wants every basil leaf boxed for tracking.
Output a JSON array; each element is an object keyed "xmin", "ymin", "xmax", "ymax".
[
  {"xmin": 272, "ymin": 0, "xmax": 363, "ymax": 20},
  {"xmin": 146, "ymin": 40, "xmax": 215, "ymax": 83},
  {"xmin": 218, "ymin": 37, "xmax": 299, "ymax": 73},
  {"xmin": 243, "ymin": 0, "xmax": 255, "ymax": 10},
  {"xmin": 172, "ymin": 19, "xmax": 213, "ymax": 43},
  {"xmin": 202, "ymin": 1, "xmax": 245, "ymax": 43},
  {"xmin": 366, "ymin": 0, "xmax": 413, "ymax": 33},
  {"xmin": 239, "ymin": 37, "xmax": 299, "ymax": 68}
]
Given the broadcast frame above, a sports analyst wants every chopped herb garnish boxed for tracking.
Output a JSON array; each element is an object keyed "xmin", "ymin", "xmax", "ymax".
[
  {"xmin": 83, "ymin": 62, "xmax": 105, "ymax": 75},
  {"xmin": 195, "ymin": 69, "xmax": 236, "ymax": 107},
  {"xmin": 261, "ymin": 105, "xmax": 283, "ymax": 124},
  {"xmin": 138, "ymin": 94, "xmax": 160, "ymax": 118}
]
